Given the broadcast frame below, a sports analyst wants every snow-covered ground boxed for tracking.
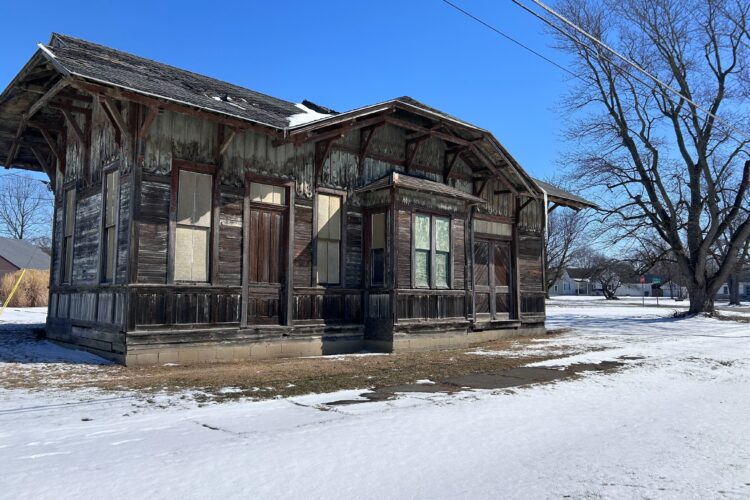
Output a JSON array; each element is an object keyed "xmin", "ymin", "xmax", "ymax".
[{"xmin": 2, "ymin": 300, "xmax": 750, "ymax": 499}]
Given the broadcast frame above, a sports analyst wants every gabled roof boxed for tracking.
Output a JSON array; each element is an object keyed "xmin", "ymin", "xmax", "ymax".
[
  {"xmin": 40, "ymin": 33, "xmax": 303, "ymax": 129},
  {"xmin": 0, "ymin": 237, "xmax": 50, "ymax": 270},
  {"xmin": 356, "ymin": 172, "xmax": 486, "ymax": 204},
  {"xmin": 0, "ymin": 34, "xmax": 597, "ymax": 210}
]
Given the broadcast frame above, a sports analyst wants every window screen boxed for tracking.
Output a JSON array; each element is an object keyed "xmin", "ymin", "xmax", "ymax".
[
  {"xmin": 316, "ymin": 194, "xmax": 341, "ymax": 285},
  {"xmin": 175, "ymin": 170, "xmax": 212, "ymax": 282}
]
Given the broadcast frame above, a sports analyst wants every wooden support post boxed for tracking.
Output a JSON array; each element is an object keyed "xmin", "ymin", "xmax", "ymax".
[
  {"xmin": 474, "ymin": 177, "xmax": 489, "ymax": 197},
  {"xmin": 512, "ymin": 196, "xmax": 522, "ymax": 320}
]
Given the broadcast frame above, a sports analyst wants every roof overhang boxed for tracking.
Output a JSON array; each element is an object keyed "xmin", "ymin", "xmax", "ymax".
[
  {"xmin": 356, "ymin": 171, "xmax": 487, "ymax": 204},
  {"xmin": 533, "ymin": 178, "xmax": 598, "ymax": 211}
]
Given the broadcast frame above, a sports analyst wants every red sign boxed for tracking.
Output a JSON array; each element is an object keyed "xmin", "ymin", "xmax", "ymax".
[{"xmin": 639, "ymin": 275, "xmax": 645, "ymax": 284}]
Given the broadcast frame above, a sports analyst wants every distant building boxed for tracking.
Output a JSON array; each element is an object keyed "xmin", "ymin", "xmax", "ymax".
[
  {"xmin": 716, "ymin": 268, "xmax": 750, "ymax": 302},
  {"xmin": 0, "ymin": 237, "xmax": 50, "ymax": 278},
  {"xmin": 549, "ymin": 268, "xmax": 595, "ymax": 296}
]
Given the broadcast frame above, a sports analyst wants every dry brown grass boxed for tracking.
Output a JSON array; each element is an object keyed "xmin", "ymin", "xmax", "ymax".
[
  {"xmin": 0, "ymin": 269, "xmax": 49, "ymax": 307},
  {"xmin": 1, "ymin": 332, "xmax": 595, "ymax": 402}
]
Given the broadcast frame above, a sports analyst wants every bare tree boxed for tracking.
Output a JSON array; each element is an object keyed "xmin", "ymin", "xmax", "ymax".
[
  {"xmin": 589, "ymin": 254, "xmax": 631, "ymax": 300},
  {"xmin": 549, "ymin": 0, "xmax": 750, "ymax": 314},
  {"xmin": 544, "ymin": 209, "xmax": 589, "ymax": 297},
  {"xmin": 0, "ymin": 175, "xmax": 53, "ymax": 240}
]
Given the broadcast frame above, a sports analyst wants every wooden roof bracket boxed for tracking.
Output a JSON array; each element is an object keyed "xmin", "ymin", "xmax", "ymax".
[
  {"xmin": 138, "ymin": 106, "xmax": 159, "ymax": 138},
  {"xmin": 405, "ymin": 133, "xmax": 431, "ymax": 172},
  {"xmin": 443, "ymin": 146, "xmax": 465, "ymax": 184},
  {"xmin": 358, "ymin": 122, "xmax": 384, "ymax": 173},
  {"xmin": 314, "ymin": 138, "xmax": 337, "ymax": 186}
]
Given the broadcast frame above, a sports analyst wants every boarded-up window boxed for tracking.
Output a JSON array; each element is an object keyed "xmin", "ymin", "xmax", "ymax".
[
  {"xmin": 250, "ymin": 182, "xmax": 285, "ymax": 205},
  {"xmin": 316, "ymin": 193, "xmax": 341, "ymax": 285},
  {"xmin": 371, "ymin": 212, "xmax": 385, "ymax": 286},
  {"xmin": 102, "ymin": 170, "xmax": 119, "ymax": 282},
  {"xmin": 414, "ymin": 214, "xmax": 451, "ymax": 289},
  {"xmin": 175, "ymin": 170, "xmax": 212, "ymax": 282},
  {"xmin": 63, "ymin": 189, "xmax": 75, "ymax": 283}
]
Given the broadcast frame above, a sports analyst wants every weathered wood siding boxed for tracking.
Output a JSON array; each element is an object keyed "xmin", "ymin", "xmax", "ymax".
[
  {"xmin": 136, "ymin": 179, "xmax": 170, "ymax": 283},
  {"xmin": 218, "ymin": 192, "xmax": 243, "ymax": 286},
  {"xmin": 72, "ymin": 192, "xmax": 101, "ymax": 284}
]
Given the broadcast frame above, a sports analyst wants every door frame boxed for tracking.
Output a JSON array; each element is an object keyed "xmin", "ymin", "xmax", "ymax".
[
  {"xmin": 242, "ymin": 173, "xmax": 295, "ymax": 327},
  {"xmin": 473, "ymin": 235, "xmax": 514, "ymax": 321}
]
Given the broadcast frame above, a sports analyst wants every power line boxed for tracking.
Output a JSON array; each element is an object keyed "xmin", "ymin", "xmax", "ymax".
[
  {"xmin": 513, "ymin": 0, "xmax": 750, "ymax": 142},
  {"xmin": 440, "ymin": 0, "xmax": 583, "ymax": 81}
]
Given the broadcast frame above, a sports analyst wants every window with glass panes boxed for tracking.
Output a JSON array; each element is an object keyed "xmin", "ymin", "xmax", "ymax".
[
  {"xmin": 102, "ymin": 170, "xmax": 119, "ymax": 282},
  {"xmin": 175, "ymin": 170, "xmax": 213, "ymax": 282},
  {"xmin": 370, "ymin": 212, "xmax": 385, "ymax": 286},
  {"xmin": 62, "ymin": 189, "xmax": 75, "ymax": 283},
  {"xmin": 413, "ymin": 214, "xmax": 451, "ymax": 288},
  {"xmin": 316, "ymin": 193, "xmax": 342, "ymax": 285}
]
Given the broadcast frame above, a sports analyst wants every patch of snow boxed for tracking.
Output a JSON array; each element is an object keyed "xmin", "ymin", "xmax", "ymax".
[
  {"xmin": 2, "ymin": 300, "xmax": 750, "ymax": 498},
  {"xmin": 415, "ymin": 379, "xmax": 435, "ymax": 385},
  {"xmin": 287, "ymin": 103, "xmax": 332, "ymax": 127}
]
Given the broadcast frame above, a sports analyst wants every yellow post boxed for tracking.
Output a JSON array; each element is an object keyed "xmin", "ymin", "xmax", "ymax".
[{"xmin": 0, "ymin": 268, "xmax": 27, "ymax": 316}]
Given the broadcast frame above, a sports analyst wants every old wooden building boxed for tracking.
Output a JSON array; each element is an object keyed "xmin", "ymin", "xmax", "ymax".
[{"xmin": 0, "ymin": 34, "xmax": 587, "ymax": 364}]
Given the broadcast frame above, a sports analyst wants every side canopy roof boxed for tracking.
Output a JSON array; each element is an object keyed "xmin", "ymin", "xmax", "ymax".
[{"xmin": 0, "ymin": 33, "xmax": 591, "ymax": 210}]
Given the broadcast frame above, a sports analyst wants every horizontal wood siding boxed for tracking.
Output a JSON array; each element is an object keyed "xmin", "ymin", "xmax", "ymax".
[
  {"xmin": 345, "ymin": 211, "xmax": 363, "ymax": 287},
  {"xmin": 293, "ymin": 203, "xmax": 313, "ymax": 287},
  {"xmin": 396, "ymin": 210, "xmax": 412, "ymax": 288},
  {"xmin": 116, "ymin": 176, "xmax": 130, "ymax": 283},
  {"xmin": 452, "ymin": 218, "xmax": 465, "ymax": 289},
  {"xmin": 137, "ymin": 180, "xmax": 170, "ymax": 283},
  {"xmin": 218, "ymin": 192, "xmax": 243, "ymax": 285}
]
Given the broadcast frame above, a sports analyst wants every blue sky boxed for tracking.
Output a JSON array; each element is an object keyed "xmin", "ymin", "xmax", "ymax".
[{"xmin": 1, "ymin": 0, "xmax": 575, "ymax": 181}]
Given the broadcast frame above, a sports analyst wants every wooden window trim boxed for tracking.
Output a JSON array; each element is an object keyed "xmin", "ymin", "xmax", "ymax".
[
  {"xmin": 313, "ymin": 188, "xmax": 347, "ymax": 288},
  {"xmin": 367, "ymin": 210, "xmax": 387, "ymax": 288},
  {"xmin": 168, "ymin": 160, "xmax": 217, "ymax": 284},
  {"xmin": 100, "ymin": 163, "xmax": 120, "ymax": 284},
  {"xmin": 61, "ymin": 186, "xmax": 76, "ymax": 285},
  {"xmin": 411, "ymin": 211, "xmax": 452, "ymax": 290}
]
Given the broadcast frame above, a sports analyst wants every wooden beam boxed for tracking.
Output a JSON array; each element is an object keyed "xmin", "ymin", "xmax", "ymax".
[
  {"xmin": 29, "ymin": 145, "xmax": 54, "ymax": 181},
  {"xmin": 314, "ymin": 138, "xmax": 336, "ymax": 184},
  {"xmin": 474, "ymin": 177, "xmax": 489, "ymax": 197},
  {"xmin": 547, "ymin": 202, "xmax": 560, "ymax": 214},
  {"xmin": 468, "ymin": 143, "xmax": 518, "ymax": 195},
  {"xmin": 405, "ymin": 134, "xmax": 431, "ymax": 172},
  {"xmin": 30, "ymin": 125, "xmax": 63, "ymax": 161},
  {"xmin": 358, "ymin": 122, "xmax": 383, "ymax": 171},
  {"xmin": 60, "ymin": 108, "xmax": 85, "ymax": 144},
  {"xmin": 27, "ymin": 78, "xmax": 68, "ymax": 119},
  {"xmin": 219, "ymin": 127, "xmax": 237, "ymax": 156},
  {"xmin": 443, "ymin": 148, "xmax": 463, "ymax": 183},
  {"xmin": 385, "ymin": 117, "xmax": 473, "ymax": 146},
  {"xmin": 70, "ymin": 79, "xmax": 280, "ymax": 139},
  {"xmin": 4, "ymin": 115, "xmax": 29, "ymax": 166},
  {"xmin": 138, "ymin": 106, "xmax": 159, "ymax": 138},
  {"xmin": 100, "ymin": 96, "xmax": 128, "ymax": 136},
  {"xmin": 519, "ymin": 197, "xmax": 534, "ymax": 212}
]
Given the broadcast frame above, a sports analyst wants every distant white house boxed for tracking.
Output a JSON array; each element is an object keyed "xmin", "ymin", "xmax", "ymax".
[
  {"xmin": 716, "ymin": 268, "xmax": 750, "ymax": 302},
  {"xmin": 549, "ymin": 269, "xmax": 595, "ymax": 296}
]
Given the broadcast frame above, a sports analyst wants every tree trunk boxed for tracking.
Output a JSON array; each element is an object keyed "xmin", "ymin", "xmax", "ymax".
[
  {"xmin": 728, "ymin": 273, "xmax": 741, "ymax": 306},
  {"xmin": 688, "ymin": 286, "xmax": 715, "ymax": 314}
]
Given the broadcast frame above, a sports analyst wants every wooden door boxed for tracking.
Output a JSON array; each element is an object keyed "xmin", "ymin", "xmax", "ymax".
[
  {"xmin": 247, "ymin": 205, "xmax": 286, "ymax": 324},
  {"xmin": 473, "ymin": 238, "xmax": 512, "ymax": 320}
]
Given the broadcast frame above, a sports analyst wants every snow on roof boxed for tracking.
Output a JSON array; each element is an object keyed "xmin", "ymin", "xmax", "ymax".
[{"xmin": 286, "ymin": 103, "xmax": 333, "ymax": 127}]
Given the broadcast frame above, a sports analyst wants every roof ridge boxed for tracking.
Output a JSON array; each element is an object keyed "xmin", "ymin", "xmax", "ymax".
[{"xmin": 48, "ymin": 33, "xmax": 303, "ymax": 113}]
